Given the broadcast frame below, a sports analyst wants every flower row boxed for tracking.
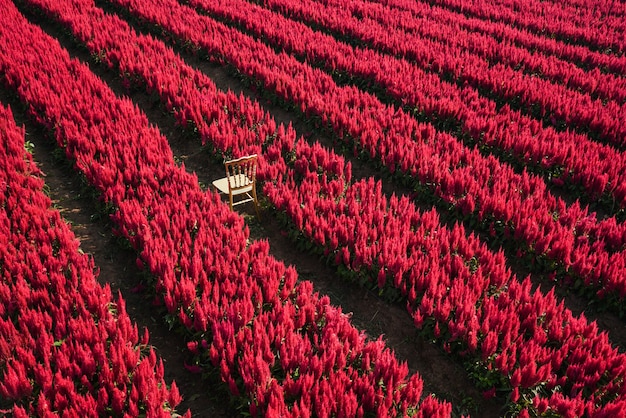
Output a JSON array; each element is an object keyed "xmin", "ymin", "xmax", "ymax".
[
  {"xmin": 261, "ymin": 0, "xmax": 626, "ymax": 149},
  {"xmin": 20, "ymin": 0, "xmax": 271, "ymax": 159},
  {"xmin": 0, "ymin": 104, "xmax": 183, "ymax": 416},
  {"xmin": 30, "ymin": 0, "xmax": 626, "ymax": 414},
  {"xmin": 352, "ymin": 0, "xmax": 626, "ymax": 75},
  {"xmin": 107, "ymin": 0, "xmax": 626, "ymax": 308},
  {"xmin": 2, "ymin": 1, "xmax": 445, "ymax": 416},
  {"xmin": 314, "ymin": 0, "xmax": 626, "ymax": 104},
  {"xmin": 425, "ymin": 0, "xmax": 626, "ymax": 55}
]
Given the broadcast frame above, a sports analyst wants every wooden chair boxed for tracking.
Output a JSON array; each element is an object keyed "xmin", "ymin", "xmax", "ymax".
[{"xmin": 212, "ymin": 154, "xmax": 260, "ymax": 218}]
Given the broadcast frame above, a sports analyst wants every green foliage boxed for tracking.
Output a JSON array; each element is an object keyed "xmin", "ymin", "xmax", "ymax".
[{"xmin": 23, "ymin": 139, "xmax": 35, "ymax": 154}]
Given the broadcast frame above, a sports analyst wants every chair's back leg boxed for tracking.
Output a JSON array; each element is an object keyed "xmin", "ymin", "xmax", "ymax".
[{"xmin": 252, "ymin": 186, "xmax": 260, "ymax": 218}]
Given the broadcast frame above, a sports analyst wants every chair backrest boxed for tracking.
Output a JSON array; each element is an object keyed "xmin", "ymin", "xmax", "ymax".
[{"xmin": 224, "ymin": 154, "xmax": 258, "ymax": 192}]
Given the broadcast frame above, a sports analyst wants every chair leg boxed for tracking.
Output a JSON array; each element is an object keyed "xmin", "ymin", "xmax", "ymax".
[
  {"xmin": 252, "ymin": 187, "xmax": 260, "ymax": 219},
  {"xmin": 229, "ymin": 193, "xmax": 234, "ymax": 211}
]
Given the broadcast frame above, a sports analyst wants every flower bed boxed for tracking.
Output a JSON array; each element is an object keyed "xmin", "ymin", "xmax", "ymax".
[
  {"xmin": 0, "ymin": 103, "xmax": 184, "ymax": 416},
  {"xmin": 0, "ymin": 2, "xmax": 447, "ymax": 415},
  {"xmin": 19, "ymin": 0, "xmax": 626, "ymax": 414},
  {"xmin": 107, "ymin": 0, "xmax": 626, "ymax": 311}
]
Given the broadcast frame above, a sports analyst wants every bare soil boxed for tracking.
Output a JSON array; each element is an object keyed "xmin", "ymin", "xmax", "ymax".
[{"xmin": 6, "ymin": 4, "xmax": 626, "ymax": 418}]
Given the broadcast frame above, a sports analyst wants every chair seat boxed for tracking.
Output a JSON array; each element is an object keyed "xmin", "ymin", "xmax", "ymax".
[{"xmin": 212, "ymin": 174, "xmax": 253, "ymax": 195}]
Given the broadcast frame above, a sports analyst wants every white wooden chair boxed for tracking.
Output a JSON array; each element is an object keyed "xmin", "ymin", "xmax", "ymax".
[{"xmin": 212, "ymin": 154, "xmax": 260, "ymax": 217}]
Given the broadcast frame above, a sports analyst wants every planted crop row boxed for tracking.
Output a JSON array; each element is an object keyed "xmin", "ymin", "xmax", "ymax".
[
  {"xmin": 313, "ymin": 0, "xmax": 626, "ymax": 104},
  {"xmin": 425, "ymin": 0, "xmax": 626, "ymax": 55},
  {"xmin": 0, "ymin": 2, "xmax": 447, "ymax": 416},
  {"xmin": 443, "ymin": 0, "xmax": 626, "ymax": 37},
  {"xmin": 261, "ymin": 0, "xmax": 626, "ymax": 149},
  {"xmin": 374, "ymin": 0, "xmax": 626, "ymax": 75},
  {"xmin": 537, "ymin": 0, "xmax": 626, "ymax": 19},
  {"xmin": 18, "ymin": 0, "xmax": 271, "ymax": 159},
  {"xmin": 27, "ymin": 0, "xmax": 626, "ymax": 414},
  {"xmin": 107, "ymin": 0, "xmax": 626, "ymax": 310},
  {"xmin": 0, "ymin": 104, "xmax": 183, "ymax": 416}
]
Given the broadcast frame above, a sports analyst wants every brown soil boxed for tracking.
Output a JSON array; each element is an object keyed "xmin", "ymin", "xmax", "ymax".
[{"xmin": 7, "ymin": 4, "xmax": 626, "ymax": 418}]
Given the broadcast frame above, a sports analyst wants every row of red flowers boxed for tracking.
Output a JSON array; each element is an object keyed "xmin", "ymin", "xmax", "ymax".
[
  {"xmin": 298, "ymin": 0, "xmax": 626, "ymax": 104},
  {"xmin": 0, "ymin": 104, "xmax": 184, "ymax": 416},
  {"xmin": 424, "ymin": 0, "xmax": 626, "ymax": 56},
  {"xmin": 1, "ymin": 1, "xmax": 447, "ymax": 416},
  {"xmin": 194, "ymin": 0, "xmax": 626, "ymax": 213},
  {"xmin": 374, "ymin": 0, "xmax": 626, "ymax": 75},
  {"xmin": 262, "ymin": 0, "xmax": 626, "ymax": 149},
  {"xmin": 107, "ymin": 0, "xmax": 626, "ymax": 308},
  {"xmin": 19, "ymin": 0, "xmax": 269, "ymax": 159},
  {"xmin": 30, "ymin": 0, "xmax": 626, "ymax": 414}
]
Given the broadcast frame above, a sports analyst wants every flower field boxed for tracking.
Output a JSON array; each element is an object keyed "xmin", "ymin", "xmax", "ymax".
[{"xmin": 1, "ymin": 0, "xmax": 625, "ymax": 416}]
